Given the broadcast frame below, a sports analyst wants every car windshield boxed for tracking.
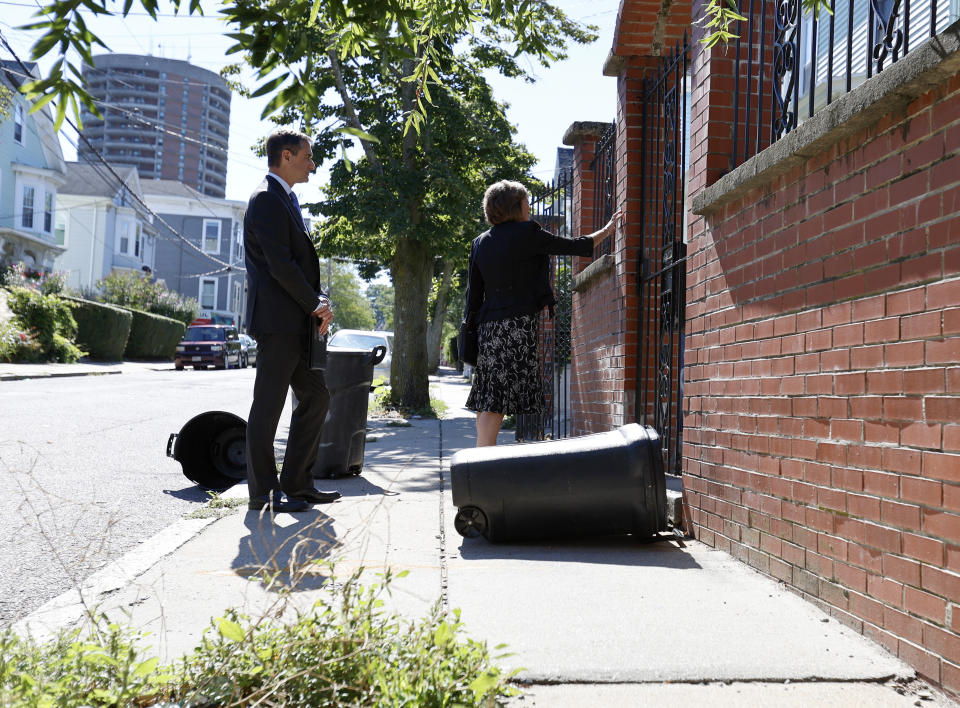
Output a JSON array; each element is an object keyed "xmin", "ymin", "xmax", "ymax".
[
  {"xmin": 186, "ymin": 327, "xmax": 225, "ymax": 342},
  {"xmin": 329, "ymin": 332, "xmax": 387, "ymax": 350}
]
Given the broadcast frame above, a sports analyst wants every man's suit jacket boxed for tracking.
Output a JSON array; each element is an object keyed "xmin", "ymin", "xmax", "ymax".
[{"xmin": 244, "ymin": 176, "xmax": 324, "ymax": 338}]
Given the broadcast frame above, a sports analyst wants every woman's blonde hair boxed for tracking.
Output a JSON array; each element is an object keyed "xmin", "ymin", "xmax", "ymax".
[{"xmin": 482, "ymin": 180, "xmax": 529, "ymax": 225}]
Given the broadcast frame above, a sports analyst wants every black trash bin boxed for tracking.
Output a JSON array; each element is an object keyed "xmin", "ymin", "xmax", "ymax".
[
  {"xmin": 166, "ymin": 411, "xmax": 247, "ymax": 490},
  {"xmin": 449, "ymin": 423, "xmax": 667, "ymax": 543},
  {"xmin": 311, "ymin": 344, "xmax": 387, "ymax": 478}
]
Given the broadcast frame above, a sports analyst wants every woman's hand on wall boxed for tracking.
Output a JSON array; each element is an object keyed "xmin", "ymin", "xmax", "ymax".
[{"xmin": 590, "ymin": 208, "xmax": 624, "ymax": 242}]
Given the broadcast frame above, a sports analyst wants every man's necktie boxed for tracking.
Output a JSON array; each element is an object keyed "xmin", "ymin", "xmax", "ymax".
[{"xmin": 288, "ymin": 190, "xmax": 307, "ymax": 232}]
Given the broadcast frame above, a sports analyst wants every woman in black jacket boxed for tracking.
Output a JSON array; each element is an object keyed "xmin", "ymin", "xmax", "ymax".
[{"xmin": 464, "ymin": 179, "xmax": 622, "ymax": 446}]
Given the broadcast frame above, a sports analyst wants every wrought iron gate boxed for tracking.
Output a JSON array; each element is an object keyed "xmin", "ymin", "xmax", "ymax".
[
  {"xmin": 516, "ymin": 168, "xmax": 574, "ymax": 441},
  {"xmin": 636, "ymin": 36, "xmax": 689, "ymax": 476}
]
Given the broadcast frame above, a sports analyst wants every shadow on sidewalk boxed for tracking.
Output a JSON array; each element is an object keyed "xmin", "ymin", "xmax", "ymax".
[
  {"xmin": 319, "ymin": 473, "xmax": 396, "ymax": 498},
  {"xmin": 456, "ymin": 533, "xmax": 702, "ymax": 569},
  {"xmin": 162, "ymin": 485, "xmax": 215, "ymax": 503},
  {"xmin": 232, "ymin": 510, "xmax": 339, "ymax": 592}
]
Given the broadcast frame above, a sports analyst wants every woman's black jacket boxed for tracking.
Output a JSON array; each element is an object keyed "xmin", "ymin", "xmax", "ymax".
[{"xmin": 464, "ymin": 220, "xmax": 594, "ymax": 325}]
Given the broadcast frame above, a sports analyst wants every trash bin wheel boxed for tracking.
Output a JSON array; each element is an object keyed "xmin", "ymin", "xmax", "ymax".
[{"xmin": 454, "ymin": 506, "xmax": 488, "ymax": 539}]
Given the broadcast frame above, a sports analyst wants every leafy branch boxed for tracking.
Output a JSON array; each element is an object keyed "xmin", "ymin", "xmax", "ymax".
[
  {"xmin": 699, "ymin": 0, "xmax": 834, "ymax": 47},
  {"xmin": 21, "ymin": 0, "xmax": 595, "ymax": 133}
]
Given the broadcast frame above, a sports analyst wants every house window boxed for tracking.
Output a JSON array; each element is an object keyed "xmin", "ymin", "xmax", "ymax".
[
  {"xmin": 43, "ymin": 193, "xmax": 54, "ymax": 233},
  {"xmin": 13, "ymin": 103, "xmax": 23, "ymax": 144},
  {"xmin": 202, "ymin": 219, "xmax": 221, "ymax": 253},
  {"xmin": 233, "ymin": 221, "xmax": 243, "ymax": 261},
  {"xmin": 232, "ymin": 280, "xmax": 242, "ymax": 314},
  {"xmin": 135, "ymin": 223, "xmax": 142, "ymax": 258},
  {"xmin": 200, "ymin": 278, "xmax": 217, "ymax": 309},
  {"xmin": 21, "ymin": 186, "xmax": 35, "ymax": 228},
  {"xmin": 54, "ymin": 212, "xmax": 67, "ymax": 246},
  {"xmin": 117, "ymin": 220, "xmax": 131, "ymax": 255}
]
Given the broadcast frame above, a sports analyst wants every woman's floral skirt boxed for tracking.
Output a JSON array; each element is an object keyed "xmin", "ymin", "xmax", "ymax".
[{"xmin": 465, "ymin": 313, "xmax": 544, "ymax": 415}]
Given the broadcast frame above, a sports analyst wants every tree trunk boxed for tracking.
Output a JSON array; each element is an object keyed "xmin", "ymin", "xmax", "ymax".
[
  {"xmin": 390, "ymin": 235, "xmax": 433, "ymax": 410},
  {"xmin": 426, "ymin": 256, "xmax": 455, "ymax": 371}
]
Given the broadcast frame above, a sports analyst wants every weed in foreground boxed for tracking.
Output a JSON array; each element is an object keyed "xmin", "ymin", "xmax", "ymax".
[
  {"xmin": 0, "ymin": 569, "xmax": 517, "ymax": 706},
  {"xmin": 185, "ymin": 491, "xmax": 247, "ymax": 520}
]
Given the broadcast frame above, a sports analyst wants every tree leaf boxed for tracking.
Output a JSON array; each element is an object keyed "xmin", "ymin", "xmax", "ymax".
[
  {"xmin": 249, "ymin": 73, "xmax": 287, "ymax": 98},
  {"xmin": 335, "ymin": 125, "xmax": 380, "ymax": 144}
]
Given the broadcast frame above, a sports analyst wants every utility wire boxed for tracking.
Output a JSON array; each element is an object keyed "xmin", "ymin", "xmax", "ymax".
[{"xmin": 0, "ymin": 30, "xmax": 245, "ymax": 274}]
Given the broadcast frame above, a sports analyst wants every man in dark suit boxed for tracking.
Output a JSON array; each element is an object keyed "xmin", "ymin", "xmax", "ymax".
[{"xmin": 244, "ymin": 128, "xmax": 340, "ymax": 512}]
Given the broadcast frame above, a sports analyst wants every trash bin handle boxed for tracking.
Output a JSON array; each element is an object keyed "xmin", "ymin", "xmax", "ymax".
[
  {"xmin": 166, "ymin": 433, "xmax": 177, "ymax": 458},
  {"xmin": 370, "ymin": 345, "xmax": 387, "ymax": 366}
]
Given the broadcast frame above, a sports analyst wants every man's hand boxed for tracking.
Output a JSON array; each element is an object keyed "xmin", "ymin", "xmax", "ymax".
[{"xmin": 312, "ymin": 297, "xmax": 334, "ymax": 336}]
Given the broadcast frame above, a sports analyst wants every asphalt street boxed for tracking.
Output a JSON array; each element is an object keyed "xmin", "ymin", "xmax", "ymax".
[{"xmin": 0, "ymin": 367, "xmax": 274, "ymax": 625}]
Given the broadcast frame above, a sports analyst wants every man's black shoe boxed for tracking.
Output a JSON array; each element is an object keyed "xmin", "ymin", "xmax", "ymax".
[
  {"xmin": 287, "ymin": 488, "xmax": 341, "ymax": 504},
  {"xmin": 248, "ymin": 494, "xmax": 312, "ymax": 513}
]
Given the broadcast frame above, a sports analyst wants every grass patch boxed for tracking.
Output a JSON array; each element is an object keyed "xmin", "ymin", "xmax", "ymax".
[
  {"xmin": 369, "ymin": 382, "xmax": 449, "ymax": 420},
  {"xmin": 185, "ymin": 491, "xmax": 246, "ymax": 520},
  {"xmin": 0, "ymin": 570, "xmax": 516, "ymax": 706}
]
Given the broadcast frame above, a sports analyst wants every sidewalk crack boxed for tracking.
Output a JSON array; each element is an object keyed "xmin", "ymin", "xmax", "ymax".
[{"xmin": 438, "ymin": 418, "xmax": 448, "ymax": 615}]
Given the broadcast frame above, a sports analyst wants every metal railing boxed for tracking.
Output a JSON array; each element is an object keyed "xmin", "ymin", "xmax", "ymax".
[
  {"xmin": 591, "ymin": 122, "xmax": 617, "ymax": 256},
  {"xmin": 729, "ymin": 0, "xmax": 955, "ymax": 170},
  {"xmin": 637, "ymin": 36, "xmax": 690, "ymax": 477},
  {"xmin": 515, "ymin": 167, "xmax": 575, "ymax": 442}
]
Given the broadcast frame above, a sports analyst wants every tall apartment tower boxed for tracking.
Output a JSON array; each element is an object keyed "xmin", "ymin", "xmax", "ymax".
[{"xmin": 79, "ymin": 54, "xmax": 230, "ymax": 198}]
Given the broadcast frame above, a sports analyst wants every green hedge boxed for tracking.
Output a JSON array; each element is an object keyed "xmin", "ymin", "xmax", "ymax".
[
  {"xmin": 61, "ymin": 296, "xmax": 132, "ymax": 361},
  {"xmin": 3, "ymin": 287, "xmax": 84, "ymax": 363},
  {"xmin": 123, "ymin": 308, "xmax": 185, "ymax": 359}
]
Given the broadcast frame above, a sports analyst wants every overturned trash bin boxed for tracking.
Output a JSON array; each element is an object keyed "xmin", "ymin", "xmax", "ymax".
[
  {"xmin": 167, "ymin": 411, "xmax": 247, "ymax": 490},
  {"xmin": 450, "ymin": 423, "xmax": 667, "ymax": 543},
  {"xmin": 311, "ymin": 344, "xmax": 387, "ymax": 479}
]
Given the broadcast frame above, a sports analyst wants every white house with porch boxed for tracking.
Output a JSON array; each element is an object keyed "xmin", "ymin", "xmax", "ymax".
[{"xmin": 0, "ymin": 61, "xmax": 67, "ymax": 274}]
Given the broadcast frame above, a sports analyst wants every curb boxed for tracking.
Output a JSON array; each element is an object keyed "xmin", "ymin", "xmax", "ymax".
[
  {"xmin": 14, "ymin": 485, "xmax": 248, "ymax": 639},
  {"xmin": 1, "ymin": 370, "xmax": 124, "ymax": 382},
  {"xmin": 1, "ymin": 364, "xmax": 175, "ymax": 382}
]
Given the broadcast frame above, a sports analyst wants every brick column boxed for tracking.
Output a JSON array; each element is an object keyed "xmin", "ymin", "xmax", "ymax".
[{"xmin": 565, "ymin": 121, "xmax": 613, "ymax": 435}]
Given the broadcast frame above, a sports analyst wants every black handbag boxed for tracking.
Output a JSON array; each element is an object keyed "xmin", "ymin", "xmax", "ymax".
[
  {"xmin": 458, "ymin": 314, "xmax": 478, "ymax": 366},
  {"xmin": 307, "ymin": 316, "xmax": 327, "ymax": 370}
]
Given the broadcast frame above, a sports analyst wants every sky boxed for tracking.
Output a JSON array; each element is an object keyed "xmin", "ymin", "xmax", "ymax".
[{"xmin": 0, "ymin": 0, "xmax": 619, "ymax": 205}]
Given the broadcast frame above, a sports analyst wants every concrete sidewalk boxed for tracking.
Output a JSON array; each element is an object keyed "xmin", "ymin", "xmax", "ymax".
[{"xmin": 16, "ymin": 370, "xmax": 953, "ymax": 706}]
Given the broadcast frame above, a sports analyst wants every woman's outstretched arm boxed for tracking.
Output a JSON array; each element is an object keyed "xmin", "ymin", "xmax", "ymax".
[{"xmin": 585, "ymin": 208, "xmax": 625, "ymax": 243}]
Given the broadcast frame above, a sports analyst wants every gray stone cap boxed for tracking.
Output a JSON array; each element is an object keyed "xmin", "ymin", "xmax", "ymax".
[
  {"xmin": 603, "ymin": 50, "xmax": 626, "ymax": 77},
  {"xmin": 692, "ymin": 18, "xmax": 960, "ymax": 215},
  {"xmin": 572, "ymin": 254, "xmax": 616, "ymax": 292},
  {"xmin": 563, "ymin": 121, "xmax": 615, "ymax": 146}
]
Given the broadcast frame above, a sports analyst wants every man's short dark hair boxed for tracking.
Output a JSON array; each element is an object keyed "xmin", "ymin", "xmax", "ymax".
[{"xmin": 266, "ymin": 128, "xmax": 311, "ymax": 167}]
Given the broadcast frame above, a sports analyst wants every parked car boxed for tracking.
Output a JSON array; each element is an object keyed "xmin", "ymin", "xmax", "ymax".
[
  {"xmin": 175, "ymin": 325, "xmax": 243, "ymax": 370},
  {"xmin": 238, "ymin": 333, "xmax": 258, "ymax": 368},
  {"xmin": 327, "ymin": 329, "xmax": 393, "ymax": 379}
]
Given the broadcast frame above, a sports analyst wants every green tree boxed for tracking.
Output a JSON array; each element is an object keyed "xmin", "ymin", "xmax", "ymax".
[
  {"xmin": 366, "ymin": 283, "xmax": 394, "ymax": 331},
  {"xmin": 324, "ymin": 261, "xmax": 376, "ymax": 332},
  {"xmin": 311, "ymin": 53, "xmax": 548, "ymax": 406},
  {"xmin": 24, "ymin": 0, "xmax": 594, "ymax": 408},
  {"xmin": 22, "ymin": 0, "xmax": 594, "ymax": 131}
]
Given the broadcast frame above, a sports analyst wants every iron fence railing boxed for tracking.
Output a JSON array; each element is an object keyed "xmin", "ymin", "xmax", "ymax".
[
  {"xmin": 637, "ymin": 36, "xmax": 690, "ymax": 477},
  {"xmin": 591, "ymin": 122, "xmax": 617, "ymax": 257},
  {"xmin": 729, "ymin": 0, "xmax": 956, "ymax": 170},
  {"xmin": 515, "ymin": 167, "xmax": 575, "ymax": 442}
]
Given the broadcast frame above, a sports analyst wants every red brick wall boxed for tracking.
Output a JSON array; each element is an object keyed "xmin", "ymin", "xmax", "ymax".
[
  {"xmin": 569, "ymin": 130, "xmax": 625, "ymax": 434},
  {"xmin": 685, "ymin": 61, "xmax": 960, "ymax": 692}
]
